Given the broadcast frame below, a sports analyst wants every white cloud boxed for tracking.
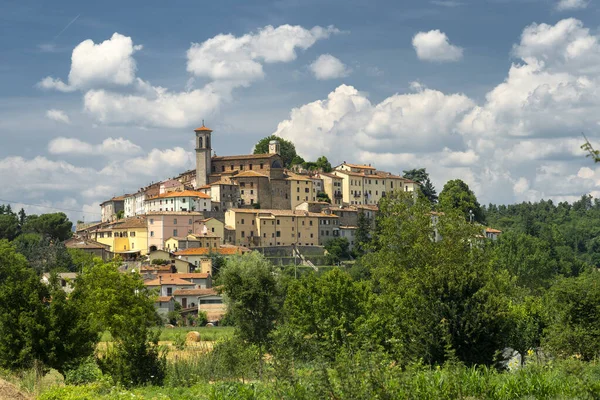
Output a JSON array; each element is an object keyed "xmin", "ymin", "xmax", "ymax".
[
  {"xmin": 38, "ymin": 33, "xmax": 142, "ymax": 92},
  {"xmin": 45, "ymin": 109, "xmax": 71, "ymax": 124},
  {"xmin": 186, "ymin": 24, "xmax": 339, "ymax": 84},
  {"xmin": 556, "ymin": 0, "xmax": 589, "ymax": 11},
  {"xmin": 412, "ymin": 30, "xmax": 463, "ymax": 62},
  {"xmin": 83, "ymin": 79, "xmax": 222, "ymax": 128},
  {"xmin": 273, "ymin": 18, "xmax": 600, "ymax": 205},
  {"xmin": 274, "ymin": 83, "xmax": 474, "ymax": 160},
  {"xmin": 48, "ymin": 137, "xmax": 142, "ymax": 156},
  {"xmin": 309, "ymin": 54, "xmax": 350, "ymax": 80}
]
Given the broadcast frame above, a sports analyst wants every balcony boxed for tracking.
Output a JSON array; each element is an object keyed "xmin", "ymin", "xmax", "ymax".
[{"xmin": 334, "ymin": 191, "xmax": 343, "ymax": 199}]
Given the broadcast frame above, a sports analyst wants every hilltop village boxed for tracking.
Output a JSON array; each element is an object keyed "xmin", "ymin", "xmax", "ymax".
[{"xmin": 70, "ymin": 124, "xmax": 425, "ymax": 319}]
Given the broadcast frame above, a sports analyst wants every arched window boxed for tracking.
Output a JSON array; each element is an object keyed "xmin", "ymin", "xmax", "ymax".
[
  {"xmin": 198, "ymin": 137, "xmax": 203, "ymax": 148},
  {"xmin": 271, "ymin": 160, "xmax": 283, "ymax": 169}
]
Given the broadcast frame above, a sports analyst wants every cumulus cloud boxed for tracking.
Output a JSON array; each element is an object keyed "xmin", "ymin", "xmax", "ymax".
[
  {"xmin": 412, "ymin": 30, "xmax": 463, "ymax": 62},
  {"xmin": 46, "ymin": 109, "xmax": 71, "ymax": 124},
  {"xmin": 38, "ymin": 33, "xmax": 142, "ymax": 92},
  {"xmin": 556, "ymin": 0, "xmax": 589, "ymax": 11},
  {"xmin": 48, "ymin": 137, "xmax": 142, "ymax": 156},
  {"xmin": 309, "ymin": 54, "xmax": 350, "ymax": 80},
  {"xmin": 273, "ymin": 18, "xmax": 600, "ymax": 205},
  {"xmin": 186, "ymin": 25, "xmax": 339, "ymax": 85}
]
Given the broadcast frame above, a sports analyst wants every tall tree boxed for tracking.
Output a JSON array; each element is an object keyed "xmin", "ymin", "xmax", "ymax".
[
  {"xmin": 438, "ymin": 179, "xmax": 484, "ymax": 223},
  {"xmin": 253, "ymin": 135, "xmax": 298, "ymax": 168},
  {"xmin": 220, "ymin": 252, "xmax": 279, "ymax": 350},
  {"xmin": 403, "ymin": 168, "xmax": 438, "ymax": 204},
  {"xmin": 22, "ymin": 212, "xmax": 73, "ymax": 241},
  {"xmin": 315, "ymin": 156, "xmax": 333, "ymax": 172},
  {"xmin": 361, "ymin": 192, "xmax": 513, "ymax": 366}
]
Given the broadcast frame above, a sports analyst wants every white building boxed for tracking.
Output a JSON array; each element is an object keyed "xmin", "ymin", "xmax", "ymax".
[{"xmin": 144, "ymin": 190, "xmax": 212, "ymax": 214}]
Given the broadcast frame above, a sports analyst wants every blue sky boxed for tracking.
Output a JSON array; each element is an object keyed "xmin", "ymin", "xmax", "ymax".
[{"xmin": 1, "ymin": 0, "xmax": 600, "ymax": 221}]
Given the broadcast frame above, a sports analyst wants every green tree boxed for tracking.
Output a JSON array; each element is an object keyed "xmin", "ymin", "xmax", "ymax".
[
  {"xmin": 281, "ymin": 268, "xmax": 369, "ymax": 359},
  {"xmin": 362, "ymin": 192, "xmax": 513, "ymax": 366},
  {"xmin": 74, "ymin": 260, "xmax": 165, "ymax": 386},
  {"xmin": 316, "ymin": 191, "xmax": 331, "ymax": 203},
  {"xmin": 0, "ymin": 240, "xmax": 96, "ymax": 375},
  {"xmin": 0, "ymin": 206, "xmax": 19, "ymax": 241},
  {"xmin": 12, "ymin": 233, "xmax": 74, "ymax": 273},
  {"xmin": 403, "ymin": 168, "xmax": 438, "ymax": 204},
  {"xmin": 438, "ymin": 179, "xmax": 484, "ymax": 223},
  {"xmin": 253, "ymin": 135, "xmax": 298, "ymax": 168},
  {"xmin": 324, "ymin": 237, "xmax": 350, "ymax": 265},
  {"xmin": 354, "ymin": 212, "xmax": 372, "ymax": 256},
  {"xmin": 543, "ymin": 272, "xmax": 600, "ymax": 360},
  {"xmin": 315, "ymin": 156, "xmax": 333, "ymax": 173},
  {"xmin": 68, "ymin": 248, "xmax": 97, "ymax": 272},
  {"xmin": 220, "ymin": 252, "xmax": 279, "ymax": 351},
  {"xmin": 22, "ymin": 212, "xmax": 73, "ymax": 241}
]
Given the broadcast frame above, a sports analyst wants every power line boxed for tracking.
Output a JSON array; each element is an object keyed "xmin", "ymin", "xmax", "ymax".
[{"xmin": 0, "ymin": 198, "xmax": 101, "ymax": 216}]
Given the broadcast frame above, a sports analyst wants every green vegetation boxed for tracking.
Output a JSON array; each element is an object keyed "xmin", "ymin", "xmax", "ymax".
[{"xmin": 403, "ymin": 167, "xmax": 438, "ymax": 205}]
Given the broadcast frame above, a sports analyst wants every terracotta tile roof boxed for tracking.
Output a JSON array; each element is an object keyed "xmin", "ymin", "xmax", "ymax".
[
  {"xmin": 189, "ymin": 232, "xmax": 221, "ymax": 239},
  {"xmin": 144, "ymin": 277, "xmax": 196, "ymax": 286},
  {"xmin": 156, "ymin": 296, "xmax": 174, "ymax": 302},
  {"xmin": 173, "ymin": 288, "xmax": 218, "ymax": 296},
  {"xmin": 194, "ymin": 125, "xmax": 213, "ymax": 132},
  {"xmin": 228, "ymin": 208, "xmax": 339, "ymax": 218},
  {"xmin": 174, "ymin": 247, "xmax": 246, "ymax": 256},
  {"xmin": 163, "ymin": 273, "xmax": 210, "ymax": 279},
  {"xmin": 210, "ymin": 180, "xmax": 236, "ymax": 186},
  {"xmin": 285, "ymin": 172, "xmax": 312, "ymax": 181},
  {"xmin": 140, "ymin": 265, "xmax": 173, "ymax": 272},
  {"xmin": 212, "ymin": 153, "xmax": 279, "ymax": 161},
  {"xmin": 485, "ymin": 228, "xmax": 502, "ymax": 234},
  {"xmin": 65, "ymin": 237, "xmax": 110, "ymax": 249},
  {"xmin": 147, "ymin": 190, "xmax": 211, "ymax": 200},
  {"xmin": 232, "ymin": 170, "xmax": 269, "ymax": 178},
  {"xmin": 100, "ymin": 195, "xmax": 127, "ymax": 205},
  {"xmin": 144, "ymin": 211, "xmax": 204, "ymax": 216},
  {"xmin": 197, "ymin": 184, "xmax": 212, "ymax": 189},
  {"xmin": 111, "ymin": 216, "xmax": 147, "ymax": 229},
  {"xmin": 340, "ymin": 163, "xmax": 376, "ymax": 170}
]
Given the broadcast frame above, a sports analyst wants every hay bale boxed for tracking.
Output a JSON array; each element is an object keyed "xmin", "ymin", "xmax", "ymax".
[
  {"xmin": 0, "ymin": 378, "xmax": 30, "ymax": 400},
  {"xmin": 186, "ymin": 331, "xmax": 201, "ymax": 343}
]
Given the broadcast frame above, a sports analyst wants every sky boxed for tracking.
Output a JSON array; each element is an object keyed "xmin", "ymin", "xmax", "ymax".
[{"xmin": 2, "ymin": 0, "xmax": 600, "ymax": 222}]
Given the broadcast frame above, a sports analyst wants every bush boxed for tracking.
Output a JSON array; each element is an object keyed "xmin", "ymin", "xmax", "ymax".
[
  {"xmin": 64, "ymin": 357, "xmax": 102, "ymax": 385},
  {"xmin": 151, "ymin": 259, "xmax": 169, "ymax": 265}
]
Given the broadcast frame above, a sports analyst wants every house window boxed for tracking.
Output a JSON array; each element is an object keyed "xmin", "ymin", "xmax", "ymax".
[
  {"xmin": 150, "ymin": 231, "xmax": 154, "ymax": 237},
  {"xmin": 240, "ymin": 164, "xmax": 244, "ymax": 170},
  {"xmin": 276, "ymin": 231, "xmax": 281, "ymax": 237},
  {"xmin": 150, "ymin": 219, "xmax": 154, "ymax": 224},
  {"xmin": 310, "ymin": 221, "xmax": 313, "ymax": 226},
  {"xmin": 277, "ymin": 219, "xmax": 280, "ymax": 225},
  {"xmin": 297, "ymin": 196, "xmax": 300, "ymax": 201},
  {"xmin": 310, "ymin": 233, "xmax": 314, "ymax": 238},
  {"xmin": 250, "ymin": 190, "xmax": 254, "ymax": 195},
  {"xmin": 189, "ymin": 219, "xmax": 192, "ymax": 224},
  {"xmin": 132, "ymin": 243, "xmax": 135, "ymax": 249},
  {"xmin": 221, "ymin": 166, "xmax": 225, "ymax": 172},
  {"xmin": 167, "ymin": 287, "xmax": 172, "ymax": 296},
  {"xmin": 130, "ymin": 231, "xmax": 136, "ymax": 237},
  {"xmin": 241, "ymin": 231, "xmax": 245, "ymax": 238},
  {"xmin": 230, "ymin": 165, "xmax": 234, "ymax": 170},
  {"xmin": 173, "ymin": 229, "xmax": 178, "ymax": 236},
  {"xmin": 211, "ymin": 227, "xmax": 215, "ymax": 232},
  {"xmin": 174, "ymin": 218, "xmax": 177, "ymax": 224},
  {"xmin": 99, "ymin": 232, "xmax": 104, "ymax": 238},
  {"xmin": 249, "ymin": 164, "xmax": 253, "ymax": 170},
  {"xmin": 241, "ymin": 190, "xmax": 245, "ymax": 195},
  {"xmin": 241, "ymin": 219, "xmax": 245, "ymax": 224}
]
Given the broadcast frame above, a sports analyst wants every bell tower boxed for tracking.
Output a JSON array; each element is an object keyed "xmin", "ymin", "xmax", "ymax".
[{"xmin": 194, "ymin": 122, "xmax": 213, "ymax": 188}]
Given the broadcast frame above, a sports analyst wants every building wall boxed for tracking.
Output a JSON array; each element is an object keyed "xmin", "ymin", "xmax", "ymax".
[
  {"xmin": 321, "ymin": 175, "xmax": 343, "ymax": 205},
  {"xmin": 147, "ymin": 213, "xmax": 206, "ymax": 251},
  {"xmin": 145, "ymin": 196, "xmax": 211, "ymax": 213},
  {"xmin": 197, "ymin": 219, "xmax": 225, "ymax": 244},
  {"xmin": 339, "ymin": 227, "xmax": 357, "ymax": 250},
  {"xmin": 211, "ymin": 155, "xmax": 280, "ymax": 176},
  {"xmin": 289, "ymin": 178, "xmax": 314, "ymax": 209},
  {"xmin": 93, "ymin": 226, "xmax": 149, "ymax": 255},
  {"xmin": 318, "ymin": 216, "xmax": 340, "ymax": 245},
  {"xmin": 269, "ymin": 180, "xmax": 291, "ymax": 209},
  {"xmin": 238, "ymin": 176, "xmax": 267, "ymax": 207}
]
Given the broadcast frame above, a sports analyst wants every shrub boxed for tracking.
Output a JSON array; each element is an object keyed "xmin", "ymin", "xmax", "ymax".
[{"xmin": 64, "ymin": 357, "xmax": 102, "ymax": 385}]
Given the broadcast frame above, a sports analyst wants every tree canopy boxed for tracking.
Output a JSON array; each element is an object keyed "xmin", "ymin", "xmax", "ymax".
[
  {"xmin": 438, "ymin": 179, "xmax": 484, "ymax": 223},
  {"xmin": 403, "ymin": 168, "xmax": 438, "ymax": 204},
  {"xmin": 253, "ymin": 135, "xmax": 298, "ymax": 168}
]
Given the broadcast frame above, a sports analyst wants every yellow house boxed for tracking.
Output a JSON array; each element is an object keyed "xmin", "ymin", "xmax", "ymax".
[
  {"xmin": 165, "ymin": 233, "xmax": 221, "ymax": 252},
  {"xmin": 91, "ymin": 216, "xmax": 148, "ymax": 257},
  {"xmin": 224, "ymin": 208, "xmax": 338, "ymax": 247},
  {"xmin": 195, "ymin": 218, "xmax": 225, "ymax": 244},
  {"xmin": 286, "ymin": 173, "xmax": 315, "ymax": 209}
]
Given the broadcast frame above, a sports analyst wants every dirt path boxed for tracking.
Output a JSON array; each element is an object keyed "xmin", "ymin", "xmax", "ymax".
[{"xmin": 0, "ymin": 378, "xmax": 30, "ymax": 400}]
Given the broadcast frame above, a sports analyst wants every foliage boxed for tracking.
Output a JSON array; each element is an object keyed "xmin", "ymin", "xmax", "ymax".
[
  {"xmin": 316, "ymin": 191, "xmax": 331, "ymax": 203},
  {"xmin": 323, "ymin": 237, "xmax": 351, "ymax": 265},
  {"xmin": 219, "ymin": 252, "xmax": 280, "ymax": 349},
  {"xmin": 362, "ymin": 192, "xmax": 513, "ymax": 366},
  {"xmin": 151, "ymin": 258, "xmax": 169, "ymax": 265},
  {"xmin": 403, "ymin": 167, "xmax": 438, "ymax": 204},
  {"xmin": 0, "ymin": 205, "xmax": 20, "ymax": 241},
  {"xmin": 543, "ymin": 272, "xmax": 600, "ymax": 360},
  {"xmin": 581, "ymin": 133, "xmax": 600, "ymax": 163},
  {"xmin": 0, "ymin": 240, "xmax": 96, "ymax": 375},
  {"xmin": 68, "ymin": 249, "xmax": 96, "ymax": 272},
  {"xmin": 354, "ymin": 211, "xmax": 372, "ymax": 256},
  {"xmin": 438, "ymin": 179, "xmax": 485, "ymax": 223},
  {"xmin": 280, "ymin": 268, "xmax": 369, "ymax": 359},
  {"xmin": 63, "ymin": 357, "xmax": 103, "ymax": 385},
  {"xmin": 13, "ymin": 233, "xmax": 74, "ymax": 273},
  {"xmin": 21, "ymin": 212, "xmax": 73, "ymax": 241},
  {"xmin": 253, "ymin": 135, "xmax": 298, "ymax": 168},
  {"xmin": 315, "ymin": 156, "xmax": 333, "ymax": 172},
  {"xmin": 73, "ymin": 260, "xmax": 165, "ymax": 386}
]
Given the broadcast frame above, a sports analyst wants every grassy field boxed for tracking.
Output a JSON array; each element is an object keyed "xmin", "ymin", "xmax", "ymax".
[{"xmin": 99, "ymin": 326, "xmax": 234, "ymax": 342}]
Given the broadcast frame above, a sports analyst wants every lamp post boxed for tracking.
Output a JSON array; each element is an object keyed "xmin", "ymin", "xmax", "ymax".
[{"xmin": 468, "ymin": 209, "xmax": 474, "ymax": 223}]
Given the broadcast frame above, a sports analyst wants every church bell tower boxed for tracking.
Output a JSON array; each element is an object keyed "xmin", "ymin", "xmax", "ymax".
[{"xmin": 194, "ymin": 122, "xmax": 212, "ymax": 188}]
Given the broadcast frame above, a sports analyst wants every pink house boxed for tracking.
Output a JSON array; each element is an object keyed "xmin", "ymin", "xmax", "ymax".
[{"xmin": 147, "ymin": 211, "xmax": 206, "ymax": 251}]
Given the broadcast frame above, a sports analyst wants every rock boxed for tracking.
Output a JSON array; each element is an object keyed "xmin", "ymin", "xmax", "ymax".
[
  {"xmin": 164, "ymin": 324, "xmax": 175, "ymax": 328},
  {"xmin": 205, "ymin": 322, "xmax": 215, "ymax": 327}
]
